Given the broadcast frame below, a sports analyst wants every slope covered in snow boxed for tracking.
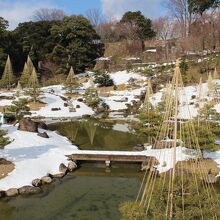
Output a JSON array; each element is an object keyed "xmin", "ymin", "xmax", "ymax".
[{"xmin": 0, "ymin": 125, "xmax": 78, "ymax": 190}]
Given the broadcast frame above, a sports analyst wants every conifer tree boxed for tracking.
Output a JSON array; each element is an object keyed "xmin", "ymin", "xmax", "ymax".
[
  {"xmin": 0, "ymin": 55, "xmax": 16, "ymax": 90},
  {"xmin": 213, "ymin": 67, "xmax": 219, "ymax": 80},
  {"xmin": 84, "ymin": 87, "xmax": 100, "ymax": 108},
  {"xmin": 207, "ymin": 72, "xmax": 215, "ymax": 98},
  {"xmin": 64, "ymin": 66, "xmax": 79, "ymax": 94},
  {"xmin": 20, "ymin": 62, "xmax": 29, "ymax": 87},
  {"xmin": 28, "ymin": 67, "xmax": 40, "ymax": 102},
  {"xmin": 27, "ymin": 55, "xmax": 34, "ymax": 73}
]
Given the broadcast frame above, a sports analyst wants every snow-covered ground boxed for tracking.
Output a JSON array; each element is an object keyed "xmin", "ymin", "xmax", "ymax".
[
  {"xmin": 109, "ymin": 70, "xmax": 146, "ymax": 86},
  {"xmin": 0, "ymin": 125, "xmax": 78, "ymax": 190},
  {"xmin": 1, "ymin": 70, "xmax": 220, "ymax": 191}
]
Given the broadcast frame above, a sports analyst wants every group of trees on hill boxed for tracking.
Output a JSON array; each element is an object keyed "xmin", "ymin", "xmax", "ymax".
[
  {"xmin": 0, "ymin": 14, "xmax": 104, "ymax": 80},
  {"xmin": 0, "ymin": 9, "xmax": 157, "ymax": 81}
]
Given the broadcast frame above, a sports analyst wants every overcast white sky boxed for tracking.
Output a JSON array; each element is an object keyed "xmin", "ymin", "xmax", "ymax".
[{"xmin": 0, "ymin": 0, "xmax": 166, "ymax": 29}]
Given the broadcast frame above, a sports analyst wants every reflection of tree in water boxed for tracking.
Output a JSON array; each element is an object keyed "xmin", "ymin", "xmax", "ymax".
[
  {"xmin": 84, "ymin": 121, "xmax": 97, "ymax": 145},
  {"xmin": 63, "ymin": 122, "xmax": 79, "ymax": 142}
]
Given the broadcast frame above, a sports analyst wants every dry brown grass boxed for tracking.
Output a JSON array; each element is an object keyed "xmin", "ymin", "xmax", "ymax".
[
  {"xmin": 64, "ymin": 93, "xmax": 81, "ymax": 99},
  {"xmin": 0, "ymin": 160, "xmax": 15, "ymax": 180},
  {"xmin": 28, "ymin": 102, "xmax": 46, "ymax": 111},
  {"xmin": 0, "ymin": 106, "xmax": 10, "ymax": 113}
]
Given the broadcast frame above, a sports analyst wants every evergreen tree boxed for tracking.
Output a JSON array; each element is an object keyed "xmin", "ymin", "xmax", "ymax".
[
  {"xmin": 26, "ymin": 55, "xmax": 34, "ymax": 72},
  {"xmin": 84, "ymin": 87, "xmax": 100, "ymax": 108},
  {"xmin": 7, "ymin": 98, "xmax": 30, "ymax": 120},
  {"xmin": 0, "ymin": 55, "xmax": 16, "ymax": 89},
  {"xmin": 213, "ymin": 67, "xmax": 219, "ymax": 80},
  {"xmin": 94, "ymin": 72, "xmax": 114, "ymax": 87},
  {"xmin": 64, "ymin": 66, "xmax": 79, "ymax": 94},
  {"xmin": 207, "ymin": 72, "xmax": 215, "ymax": 98},
  {"xmin": 20, "ymin": 62, "xmax": 29, "ymax": 87},
  {"xmin": 120, "ymin": 11, "xmax": 156, "ymax": 40},
  {"xmin": 28, "ymin": 67, "xmax": 40, "ymax": 102}
]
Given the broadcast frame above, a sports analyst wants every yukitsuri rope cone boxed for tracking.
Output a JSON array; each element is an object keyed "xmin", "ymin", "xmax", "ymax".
[{"xmin": 135, "ymin": 60, "xmax": 219, "ymax": 219}]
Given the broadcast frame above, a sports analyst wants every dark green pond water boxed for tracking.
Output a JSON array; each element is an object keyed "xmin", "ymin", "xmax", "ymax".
[
  {"xmin": 0, "ymin": 167, "xmax": 142, "ymax": 220},
  {"xmin": 48, "ymin": 119, "xmax": 147, "ymax": 151}
]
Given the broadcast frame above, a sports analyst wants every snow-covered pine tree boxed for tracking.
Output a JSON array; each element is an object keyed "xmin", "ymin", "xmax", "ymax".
[{"xmin": 0, "ymin": 55, "xmax": 16, "ymax": 90}]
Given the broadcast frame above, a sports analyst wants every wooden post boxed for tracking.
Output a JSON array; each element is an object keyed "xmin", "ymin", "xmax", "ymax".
[{"xmin": 105, "ymin": 160, "xmax": 111, "ymax": 167}]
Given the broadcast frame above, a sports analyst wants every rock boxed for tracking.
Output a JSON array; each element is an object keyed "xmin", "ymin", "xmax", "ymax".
[
  {"xmin": 64, "ymin": 103, "xmax": 68, "ymax": 107},
  {"xmin": 133, "ymin": 144, "xmax": 145, "ymax": 151},
  {"xmin": 68, "ymin": 161, "xmax": 77, "ymax": 172},
  {"xmin": 5, "ymin": 188, "xmax": 18, "ymax": 197},
  {"xmin": 37, "ymin": 132, "xmax": 49, "ymax": 138},
  {"xmin": 69, "ymin": 107, "xmax": 76, "ymax": 112},
  {"xmin": 59, "ymin": 163, "xmax": 68, "ymax": 174},
  {"xmin": 41, "ymin": 176, "xmax": 52, "ymax": 184},
  {"xmin": 50, "ymin": 173, "xmax": 65, "ymax": 178},
  {"xmin": 32, "ymin": 179, "xmax": 42, "ymax": 187},
  {"xmin": 82, "ymin": 114, "xmax": 91, "ymax": 119},
  {"xmin": 60, "ymin": 96, "xmax": 68, "ymax": 101},
  {"xmin": 76, "ymin": 105, "xmax": 80, "ymax": 108},
  {"xmin": 37, "ymin": 121, "xmax": 47, "ymax": 130},
  {"xmin": 51, "ymin": 108, "xmax": 61, "ymax": 111},
  {"xmin": 18, "ymin": 118, "xmax": 38, "ymax": 133},
  {"xmin": 77, "ymin": 98, "xmax": 83, "ymax": 102},
  {"xmin": 18, "ymin": 186, "xmax": 42, "ymax": 195},
  {"xmin": 0, "ymin": 191, "xmax": 6, "ymax": 198}
]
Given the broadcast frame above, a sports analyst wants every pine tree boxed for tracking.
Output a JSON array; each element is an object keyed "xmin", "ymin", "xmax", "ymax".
[
  {"xmin": 28, "ymin": 67, "xmax": 40, "ymax": 102},
  {"xmin": 207, "ymin": 72, "xmax": 215, "ymax": 98},
  {"xmin": 20, "ymin": 62, "xmax": 29, "ymax": 87},
  {"xmin": 20, "ymin": 56, "xmax": 35, "ymax": 87},
  {"xmin": 27, "ymin": 55, "xmax": 34, "ymax": 73},
  {"xmin": 213, "ymin": 67, "xmax": 219, "ymax": 80},
  {"xmin": 84, "ymin": 87, "xmax": 100, "ymax": 108},
  {"xmin": 0, "ymin": 55, "xmax": 16, "ymax": 89},
  {"xmin": 64, "ymin": 66, "xmax": 79, "ymax": 94}
]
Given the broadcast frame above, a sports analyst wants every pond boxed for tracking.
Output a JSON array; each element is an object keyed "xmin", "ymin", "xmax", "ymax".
[
  {"xmin": 0, "ymin": 166, "xmax": 142, "ymax": 220},
  {"xmin": 48, "ymin": 119, "xmax": 147, "ymax": 151}
]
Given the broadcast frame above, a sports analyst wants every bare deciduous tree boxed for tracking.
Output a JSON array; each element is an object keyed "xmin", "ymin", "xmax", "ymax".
[
  {"xmin": 153, "ymin": 16, "xmax": 174, "ymax": 40},
  {"xmin": 85, "ymin": 8, "xmax": 105, "ymax": 27},
  {"xmin": 165, "ymin": 0, "xmax": 195, "ymax": 37},
  {"xmin": 33, "ymin": 8, "xmax": 65, "ymax": 21}
]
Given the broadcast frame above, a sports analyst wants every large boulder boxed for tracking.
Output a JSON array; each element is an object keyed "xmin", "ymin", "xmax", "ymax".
[
  {"xmin": 37, "ymin": 132, "xmax": 49, "ymax": 138},
  {"xmin": 18, "ymin": 118, "xmax": 38, "ymax": 133},
  {"xmin": 32, "ymin": 179, "xmax": 42, "ymax": 187},
  {"xmin": 18, "ymin": 186, "xmax": 42, "ymax": 195},
  {"xmin": 41, "ymin": 176, "xmax": 52, "ymax": 185},
  {"xmin": 49, "ymin": 173, "xmax": 65, "ymax": 178},
  {"xmin": 59, "ymin": 163, "xmax": 68, "ymax": 174},
  {"xmin": 68, "ymin": 161, "xmax": 77, "ymax": 172},
  {"xmin": 5, "ymin": 188, "xmax": 18, "ymax": 197},
  {"xmin": 37, "ymin": 121, "xmax": 48, "ymax": 130}
]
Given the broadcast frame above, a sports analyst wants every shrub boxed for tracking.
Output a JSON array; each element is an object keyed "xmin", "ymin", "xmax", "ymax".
[{"xmin": 94, "ymin": 72, "xmax": 114, "ymax": 87}]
